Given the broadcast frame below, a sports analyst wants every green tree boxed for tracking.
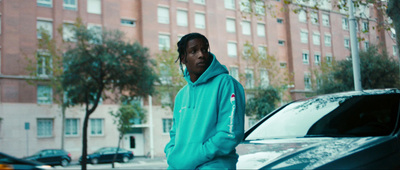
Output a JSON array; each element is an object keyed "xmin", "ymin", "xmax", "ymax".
[
  {"xmin": 246, "ymin": 87, "xmax": 280, "ymax": 120},
  {"xmin": 154, "ymin": 48, "xmax": 186, "ymax": 111},
  {"xmin": 314, "ymin": 45, "xmax": 400, "ymax": 95},
  {"xmin": 61, "ymin": 19, "xmax": 157, "ymax": 170},
  {"xmin": 241, "ymin": 42, "xmax": 289, "ymax": 119},
  {"xmin": 26, "ymin": 27, "xmax": 68, "ymax": 150},
  {"xmin": 109, "ymin": 102, "xmax": 146, "ymax": 168}
]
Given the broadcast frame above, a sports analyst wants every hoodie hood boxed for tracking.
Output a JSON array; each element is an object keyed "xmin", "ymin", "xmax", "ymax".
[{"xmin": 183, "ymin": 52, "xmax": 229, "ymax": 85}]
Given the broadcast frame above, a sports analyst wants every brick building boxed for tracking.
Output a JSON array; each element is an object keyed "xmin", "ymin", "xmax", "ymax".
[{"xmin": 0, "ymin": 0, "xmax": 397, "ymax": 160}]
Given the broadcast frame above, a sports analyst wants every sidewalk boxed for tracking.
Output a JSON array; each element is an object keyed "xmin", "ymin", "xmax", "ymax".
[{"xmin": 61, "ymin": 156, "xmax": 168, "ymax": 169}]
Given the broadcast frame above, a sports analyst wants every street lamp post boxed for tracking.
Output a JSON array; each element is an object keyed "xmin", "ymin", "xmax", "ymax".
[{"xmin": 348, "ymin": 0, "xmax": 363, "ymax": 91}]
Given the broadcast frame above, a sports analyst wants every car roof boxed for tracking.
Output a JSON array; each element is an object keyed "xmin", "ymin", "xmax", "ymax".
[{"xmin": 300, "ymin": 89, "xmax": 400, "ymax": 102}]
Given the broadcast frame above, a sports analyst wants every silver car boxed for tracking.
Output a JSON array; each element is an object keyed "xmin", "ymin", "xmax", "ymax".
[{"xmin": 237, "ymin": 89, "xmax": 400, "ymax": 169}]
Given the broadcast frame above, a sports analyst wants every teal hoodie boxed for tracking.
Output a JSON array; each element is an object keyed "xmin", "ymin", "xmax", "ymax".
[{"xmin": 164, "ymin": 53, "xmax": 245, "ymax": 169}]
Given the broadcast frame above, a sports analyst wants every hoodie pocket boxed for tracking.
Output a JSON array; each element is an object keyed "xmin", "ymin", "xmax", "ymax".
[{"xmin": 167, "ymin": 142, "xmax": 210, "ymax": 169}]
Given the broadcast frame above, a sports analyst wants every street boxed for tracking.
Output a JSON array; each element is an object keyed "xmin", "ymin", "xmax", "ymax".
[{"xmin": 54, "ymin": 157, "xmax": 168, "ymax": 169}]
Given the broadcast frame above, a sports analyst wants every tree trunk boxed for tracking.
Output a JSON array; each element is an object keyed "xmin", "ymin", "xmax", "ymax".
[
  {"xmin": 80, "ymin": 112, "xmax": 90, "ymax": 170},
  {"xmin": 61, "ymin": 104, "xmax": 66, "ymax": 150},
  {"xmin": 112, "ymin": 133, "xmax": 123, "ymax": 168}
]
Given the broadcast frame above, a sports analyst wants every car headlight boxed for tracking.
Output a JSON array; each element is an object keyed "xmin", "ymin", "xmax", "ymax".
[{"xmin": 36, "ymin": 165, "xmax": 53, "ymax": 169}]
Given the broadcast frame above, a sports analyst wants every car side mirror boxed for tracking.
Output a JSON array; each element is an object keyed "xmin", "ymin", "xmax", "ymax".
[{"xmin": 39, "ymin": 154, "xmax": 43, "ymax": 157}]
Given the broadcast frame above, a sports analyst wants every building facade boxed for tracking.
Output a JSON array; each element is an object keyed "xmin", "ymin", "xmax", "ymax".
[{"xmin": 0, "ymin": 0, "xmax": 397, "ymax": 160}]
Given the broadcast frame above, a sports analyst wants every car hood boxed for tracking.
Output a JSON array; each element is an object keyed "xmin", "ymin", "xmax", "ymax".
[{"xmin": 236, "ymin": 136, "xmax": 395, "ymax": 169}]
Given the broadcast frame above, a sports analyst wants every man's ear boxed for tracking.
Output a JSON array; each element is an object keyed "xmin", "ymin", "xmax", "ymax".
[{"xmin": 181, "ymin": 55, "xmax": 187, "ymax": 64}]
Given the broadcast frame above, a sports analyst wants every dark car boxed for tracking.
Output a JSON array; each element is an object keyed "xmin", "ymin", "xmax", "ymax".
[
  {"xmin": 237, "ymin": 89, "xmax": 400, "ymax": 169},
  {"xmin": 80, "ymin": 147, "xmax": 134, "ymax": 164},
  {"xmin": 24, "ymin": 149, "xmax": 71, "ymax": 167},
  {"xmin": 0, "ymin": 152, "xmax": 53, "ymax": 170}
]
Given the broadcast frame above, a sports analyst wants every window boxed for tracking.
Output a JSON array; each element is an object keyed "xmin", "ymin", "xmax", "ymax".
[
  {"xmin": 278, "ymin": 40, "xmax": 285, "ymax": 46},
  {"xmin": 298, "ymin": 10, "xmax": 307, "ymax": 22},
  {"xmin": 159, "ymin": 63, "xmax": 172, "ymax": 85},
  {"xmin": 320, "ymin": 0, "xmax": 332, "ymax": 10},
  {"xmin": 344, "ymin": 38, "xmax": 350, "ymax": 49},
  {"xmin": 324, "ymin": 34, "xmax": 331, "ymax": 46},
  {"xmin": 65, "ymin": 118, "xmax": 79, "ymax": 136},
  {"xmin": 90, "ymin": 118, "xmax": 104, "ymax": 136},
  {"xmin": 161, "ymin": 92, "xmax": 171, "ymax": 105},
  {"xmin": 342, "ymin": 18, "xmax": 349, "ymax": 30},
  {"xmin": 121, "ymin": 19, "xmax": 136, "ymax": 27},
  {"xmin": 242, "ymin": 45, "xmax": 252, "ymax": 59},
  {"xmin": 226, "ymin": 18, "xmax": 236, "ymax": 33},
  {"xmin": 300, "ymin": 31, "xmax": 308, "ymax": 43},
  {"xmin": 277, "ymin": 18, "xmax": 283, "ymax": 24},
  {"xmin": 312, "ymin": 32, "xmax": 320, "ymax": 45},
  {"xmin": 163, "ymin": 118, "xmax": 173, "ymax": 133},
  {"xmin": 255, "ymin": 1, "xmax": 265, "ymax": 15},
  {"xmin": 37, "ymin": 119, "xmax": 53, "ymax": 137},
  {"xmin": 322, "ymin": 14, "xmax": 330, "ymax": 26},
  {"xmin": 37, "ymin": 20, "xmax": 53, "ymax": 39},
  {"xmin": 159, "ymin": 34, "xmax": 170, "ymax": 50},
  {"xmin": 304, "ymin": 73, "xmax": 311, "ymax": 90},
  {"xmin": 240, "ymin": 0, "xmax": 251, "ymax": 13},
  {"xmin": 87, "ymin": 0, "xmax": 101, "ymax": 14},
  {"xmin": 230, "ymin": 67, "xmax": 239, "ymax": 81},
  {"xmin": 37, "ymin": 85, "xmax": 52, "ymax": 104},
  {"xmin": 227, "ymin": 42, "xmax": 238, "ymax": 57},
  {"xmin": 63, "ymin": 0, "xmax": 77, "ymax": 10},
  {"xmin": 177, "ymin": 10, "xmax": 188, "ymax": 27},
  {"xmin": 391, "ymin": 28, "xmax": 396, "ymax": 39},
  {"xmin": 326, "ymin": 54, "xmax": 332, "ymax": 65},
  {"xmin": 195, "ymin": 13, "xmax": 206, "ymax": 29},
  {"xmin": 225, "ymin": 0, "xmax": 236, "ymax": 9},
  {"xmin": 280, "ymin": 62, "xmax": 287, "ymax": 68},
  {"xmin": 394, "ymin": 45, "xmax": 398, "ymax": 56},
  {"xmin": 87, "ymin": 25, "xmax": 102, "ymax": 44},
  {"xmin": 37, "ymin": 51, "xmax": 52, "ymax": 77},
  {"xmin": 258, "ymin": 46, "xmax": 266, "ymax": 59},
  {"xmin": 259, "ymin": 69, "xmax": 269, "ymax": 88},
  {"xmin": 37, "ymin": 0, "xmax": 52, "ymax": 7},
  {"xmin": 362, "ymin": 21, "xmax": 369, "ymax": 32},
  {"xmin": 194, "ymin": 0, "xmax": 205, "ymax": 5},
  {"xmin": 245, "ymin": 69, "xmax": 254, "ymax": 89},
  {"xmin": 63, "ymin": 24, "xmax": 75, "ymax": 41},
  {"xmin": 158, "ymin": 7, "xmax": 169, "ymax": 24},
  {"xmin": 242, "ymin": 21, "xmax": 251, "ymax": 35},
  {"xmin": 364, "ymin": 41, "xmax": 369, "ymax": 51},
  {"xmin": 314, "ymin": 53, "xmax": 321, "ymax": 65},
  {"xmin": 256, "ymin": 23, "xmax": 265, "ymax": 37},
  {"xmin": 302, "ymin": 52, "xmax": 309, "ymax": 64},
  {"xmin": 310, "ymin": 11, "xmax": 318, "ymax": 24}
]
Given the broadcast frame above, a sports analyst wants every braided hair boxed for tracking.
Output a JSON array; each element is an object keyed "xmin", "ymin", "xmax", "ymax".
[{"xmin": 176, "ymin": 33, "xmax": 210, "ymax": 74}]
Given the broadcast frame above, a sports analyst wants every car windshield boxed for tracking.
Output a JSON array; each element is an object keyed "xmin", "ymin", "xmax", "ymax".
[{"xmin": 246, "ymin": 94, "xmax": 399, "ymax": 140}]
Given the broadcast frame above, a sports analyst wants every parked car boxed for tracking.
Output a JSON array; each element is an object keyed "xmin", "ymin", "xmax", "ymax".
[
  {"xmin": 23, "ymin": 149, "xmax": 71, "ymax": 167},
  {"xmin": 0, "ymin": 152, "xmax": 53, "ymax": 170},
  {"xmin": 237, "ymin": 89, "xmax": 400, "ymax": 169},
  {"xmin": 80, "ymin": 147, "xmax": 134, "ymax": 164}
]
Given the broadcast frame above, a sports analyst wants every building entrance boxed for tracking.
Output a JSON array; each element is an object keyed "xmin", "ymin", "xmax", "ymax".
[{"xmin": 124, "ymin": 133, "xmax": 145, "ymax": 156}]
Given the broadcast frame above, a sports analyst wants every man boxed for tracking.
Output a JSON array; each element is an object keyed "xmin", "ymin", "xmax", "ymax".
[{"xmin": 164, "ymin": 32, "xmax": 245, "ymax": 169}]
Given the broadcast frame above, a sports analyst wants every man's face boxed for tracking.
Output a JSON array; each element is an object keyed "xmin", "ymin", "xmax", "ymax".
[{"xmin": 182, "ymin": 38, "xmax": 211, "ymax": 81}]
